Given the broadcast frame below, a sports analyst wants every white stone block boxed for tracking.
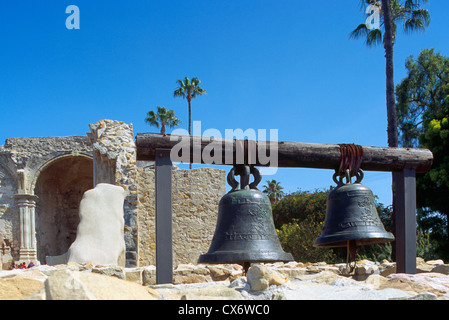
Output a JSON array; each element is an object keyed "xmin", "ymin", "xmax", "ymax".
[{"xmin": 47, "ymin": 183, "xmax": 127, "ymax": 266}]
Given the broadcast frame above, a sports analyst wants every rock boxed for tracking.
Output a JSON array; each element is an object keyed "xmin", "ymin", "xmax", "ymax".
[
  {"xmin": 173, "ymin": 264, "xmax": 213, "ymax": 284},
  {"xmin": 92, "ymin": 266, "xmax": 125, "ymax": 279},
  {"xmin": 207, "ymin": 265, "xmax": 236, "ymax": 281},
  {"xmin": 45, "ymin": 270, "xmax": 96, "ymax": 300},
  {"xmin": 276, "ymin": 279, "xmax": 411, "ymax": 300},
  {"xmin": 354, "ymin": 263, "xmax": 380, "ymax": 280},
  {"xmin": 270, "ymin": 270, "xmax": 287, "ymax": 286},
  {"xmin": 417, "ymin": 263, "xmax": 434, "ymax": 273},
  {"xmin": 432, "ymin": 264, "xmax": 449, "ymax": 275},
  {"xmin": 275, "ymin": 267, "xmax": 309, "ymax": 279},
  {"xmin": 407, "ymin": 292, "xmax": 438, "ymax": 300},
  {"xmin": 0, "ymin": 277, "xmax": 45, "ymax": 300},
  {"xmin": 247, "ymin": 264, "xmax": 286, "ymax": 291},
  {"xmin": 47, "ymin": 183, "xmax": 127, "ymax": 267},
  {"xmin": 247, "ymin": 264, "xmax": 271, "ymax": 291},
  {"xmin": 416, "ymin": 257, "xmax": 445, "ymax": 273},
  {"xmin": 180, "ymin": 285, "xmax": 244, "ymax": 300},
  {"xmin": 125, "ymin": 268, "xmax": 143, "ymax": 284},
  {"xmin": 384, "ymin": 273, "xmax": 449, "ymax": 297},
  {"xmin": 3, "ymin": 259, "xmax": 449, "ymax": 300},
  {"xmin": 380, "ymin": 261, "xmax": 396, "ymax": 276},
  {"xmin": 42, "ymin": 269, "xmax": 161, "ymax": 300},
  {"xmin": 230, "ymin": 276, "xmax": 248, "ymax": 288},
  {"xmin": 295, "ymin": 271, "xmax": 345, "ymax": 285},
  {"xmin": 151, "ymin": 282, "xmax": 243, "ymax": 300},
  {"xmin": 142, "ymin": 266, "xmax": 156, "ymax": 285}
]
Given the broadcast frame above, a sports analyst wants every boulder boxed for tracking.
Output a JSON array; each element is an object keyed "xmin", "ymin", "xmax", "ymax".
[
  {"xmin": 35, "ymin": 269, "xmax": 161, "ymax": 300},
  {"xmin": 247, "ymin": 264, "xmax": 286, "ymax": 291}
]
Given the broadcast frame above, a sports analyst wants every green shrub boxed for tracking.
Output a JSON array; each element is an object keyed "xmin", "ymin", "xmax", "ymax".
[
  {"xmin": 276, "ymin": 216, "xmax": 340, "ymax": 263},
  {"xmin": 273, "ymin": 189, "xmax": 342, "ymax": 263}
]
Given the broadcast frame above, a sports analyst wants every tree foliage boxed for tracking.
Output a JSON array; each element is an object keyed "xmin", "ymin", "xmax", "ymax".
[
  {"xmin": 350, "ymin": 0, "xmax": 430, "ymax": 148},
  {"xmin": 262, "ymin": 179, "xmax": 284, "ymax": 205},
  {"xmin": 174, "ymin": 77, "xmax": 207, "ymax": 169},
  {"xmin": 273, "ymin": 189, "xmax": 337, "ymax": 263},
  {"xmin": 145, "ymin": 106, "xmax": 182, "ymax": 136},
  {"xmin": 396, "ymin": 48, "xmax": 449, "ymax": 260},
  {"xmin": 350, "ymin": 0, "xmax": 431, "ymax": 47},
  {"xmin": 173, "ymin": 76, "xmax": 207, "ymax": 137}
]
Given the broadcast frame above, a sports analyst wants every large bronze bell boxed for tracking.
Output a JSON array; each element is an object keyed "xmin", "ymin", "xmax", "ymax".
[
  {"xmin": 314, "ymin": 169, "xmax": 394, "ymax": 259},
  {"xmin": 198, "ymin": 165, "xmax": 293, "ymax": 270}
]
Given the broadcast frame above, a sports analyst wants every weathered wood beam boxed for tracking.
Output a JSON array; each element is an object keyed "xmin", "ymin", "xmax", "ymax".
[{"xmin": 136, "ymin": 133, "xmax": 433, "ymax": 173}]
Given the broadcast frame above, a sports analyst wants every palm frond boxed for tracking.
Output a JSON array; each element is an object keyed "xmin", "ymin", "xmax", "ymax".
[
  {"xmin": 145, "ymin": 110, "xmax": 160, "ymax": 128},
  {"xmin": 407, "ymin": 9, "xmax": 430, "ymax": 31},
  {"xmin": 404, "ymin": 8, "xmax": 430, "ymax": 34},
  {"xmin": 366, "ymin": 28, "xmax": 383, "ymax": 47},
  {"xmin": 349, "ymin": 23, "xmax": 370, "ymax": 40},
  {"xmin": 173, "ymin": 87, "xmax": 185, "ymax": 98}
]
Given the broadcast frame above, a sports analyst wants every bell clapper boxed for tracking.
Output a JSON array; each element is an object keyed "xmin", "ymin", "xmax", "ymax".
[
  {"xmin": 242, "ymin": 262, "xmax": 250, "ymax": 275},
  {"xmin": 346, "ymin": 240, "xmax": 357, "ymax": 274}
]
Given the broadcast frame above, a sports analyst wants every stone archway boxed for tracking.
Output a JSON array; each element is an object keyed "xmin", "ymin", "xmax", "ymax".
[{"xmin": 34, "ymin": 156, "xmax": 93, "ymax": 264}]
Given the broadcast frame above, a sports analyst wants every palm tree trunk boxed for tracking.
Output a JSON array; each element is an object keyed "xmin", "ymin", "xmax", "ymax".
[
  {"xmin": 382, "ymin": 0, "xmax": 399, "ymax": 261},
  {"xmin": 382, "ymin": 0, "xmax": 398, "ymax": 148},
  {"xmin": 188, "ymin": 98, "xmax": 192, "ymax": 169}
]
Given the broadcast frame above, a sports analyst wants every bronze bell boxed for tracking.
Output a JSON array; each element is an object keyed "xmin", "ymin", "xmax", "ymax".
[
  {"xmin": 314, "ymin": 169, "xmax": 394, "ymax": 258},
  {"xmin": 198, "ymin": 165, "xmax": 293, "ymax": 271}
]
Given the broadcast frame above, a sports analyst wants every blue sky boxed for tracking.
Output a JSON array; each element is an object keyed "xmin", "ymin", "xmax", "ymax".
[{"xmin": 1, "ymin": 1, "xmax": 448, "ymax": 206}]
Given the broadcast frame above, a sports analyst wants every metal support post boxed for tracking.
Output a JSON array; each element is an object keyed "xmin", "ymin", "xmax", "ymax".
[
  {"xmin": 394, "ymin": 168, "xmax": 417, "ymax": 274},
  {"xmin": 155, "ymin": 149, "xmax": 173, "ymax": 284}
]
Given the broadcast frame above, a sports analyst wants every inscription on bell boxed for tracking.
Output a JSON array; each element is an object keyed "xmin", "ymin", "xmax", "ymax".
[
  {"xmin": 224, "ymin": 232, "xmax": 278, "ymax": 241},
  {"xmin": 338, "ymin": 220, "xmax": 383, "ymax": 229},
  {"xmin": 230, "ymin": 197, "xmax": 266, "ymax": 205}
]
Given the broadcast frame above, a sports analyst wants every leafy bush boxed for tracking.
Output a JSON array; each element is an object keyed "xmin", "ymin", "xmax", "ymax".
[
  {"xmin": 272, "ymin": 189, "xmax": 329, "ymax": 229},
  {"xmin": 273, "ymin": 189, "xmax": 342, "ymax": 263},
  {"xmin": 276, "ymin": 216, "xmax": 340, "ymax": 263}
]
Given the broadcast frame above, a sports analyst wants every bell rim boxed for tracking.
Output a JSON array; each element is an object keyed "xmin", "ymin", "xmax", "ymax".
[{"xmin": 313, "ymin": 231, "xmax": 395, "ymax": 248}]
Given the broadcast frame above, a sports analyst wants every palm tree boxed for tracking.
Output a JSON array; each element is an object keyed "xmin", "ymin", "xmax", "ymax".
[
  {"xmin": 145, "ymin": 106, "xmax": 182, "ymax": 136},
  {"xmin": 263, "ymin": 180, "xmax": 285, "ymax": 205},
  {"xmin": 350, "ymin": 0, "xmax": 430, "ymax": 261},
  {"xmin": 174, "ymin": 77, "xmax": 207, "ymax": 168},
  {"xmin": 350, "ymin": 0, "xmax": 430, "ymax": 148},
  {"xmin": 173, "ymin": 77, "xmax": 207, "ymax": 137}
]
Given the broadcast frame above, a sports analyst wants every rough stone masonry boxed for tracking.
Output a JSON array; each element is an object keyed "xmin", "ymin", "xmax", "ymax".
[{"xmin": 0, "ymin": 119, "xmax": 225, "ymax": 269}]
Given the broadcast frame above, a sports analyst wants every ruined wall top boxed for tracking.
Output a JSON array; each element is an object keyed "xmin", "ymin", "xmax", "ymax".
[
  {"xmin": 1, "ymin": 136, "xmax": 92, "ymax": 155},
  {"xmin": 0, "ymin": 136, "xmax": 93, "ymax": 194}
]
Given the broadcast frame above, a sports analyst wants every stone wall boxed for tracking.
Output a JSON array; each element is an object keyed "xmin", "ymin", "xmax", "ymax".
[
  {"xmin": 0, "ymin": 163, "xmax": 16, "ymax": 268},
  {"xmin": 0, "ymin": 136, "xmax": 93, "ymax": 267},
  {"xmin": 136, "ymin": 166, "xmax": 225, "ymax": 266},
  {"xmin": 87, "ymin": 120, "xmax": 139, "ymax": 266},
  {"xmin": 0, "ymin": 119, "xmax": 226, "ymax": 268}
]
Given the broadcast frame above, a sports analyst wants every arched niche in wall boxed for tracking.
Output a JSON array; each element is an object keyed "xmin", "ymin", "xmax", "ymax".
[{"xmin": 34, "ymin": 155, "xmax": 93, "ymax": 264}]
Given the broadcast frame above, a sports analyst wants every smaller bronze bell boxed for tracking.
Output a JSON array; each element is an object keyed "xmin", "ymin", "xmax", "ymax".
[
  {"xmin": 198, "ymin": 165, "xmax": 293, "ymax": 271},
  {"xmin": 314, "ymin": 169, "xmax": 394, "ymax": 254}
]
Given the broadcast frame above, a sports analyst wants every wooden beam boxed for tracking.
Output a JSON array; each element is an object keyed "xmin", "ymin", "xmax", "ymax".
[{"xmin": 136, "ymin": 133, "xmax": 433, "ymax": 173}]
